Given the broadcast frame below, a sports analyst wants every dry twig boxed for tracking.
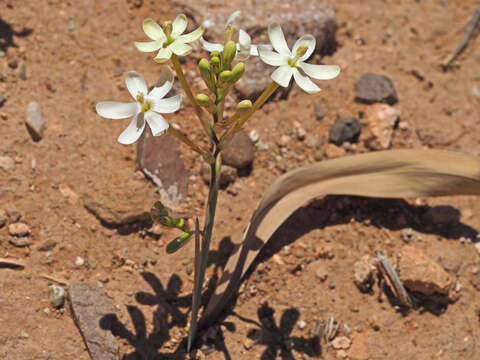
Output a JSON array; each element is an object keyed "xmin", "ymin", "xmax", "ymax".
[
  {"xmin": 442, "ymin": 5, "xmax": 480, "ymax": 69},
  {"xmin": 0, "ymin": 258, "xmax": 25, "ymax": 269},
  {"xmin": 39, "ymin": 273, "xmax": 70, "ymax": 286},
  {"xmin": 375, "ymin": 250, "xmax": 412, "ymax": 308}
]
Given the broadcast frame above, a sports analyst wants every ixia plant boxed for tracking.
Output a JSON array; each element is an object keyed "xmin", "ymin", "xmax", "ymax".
[{"xmin": 96, "ymin": 11, "xmax": 340, "ymax": 350}]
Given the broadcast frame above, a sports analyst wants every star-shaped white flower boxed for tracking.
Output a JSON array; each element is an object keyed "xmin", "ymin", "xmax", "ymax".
[
  {"xmin": 258, "ymin": 23, "xmax": 340, "ymax": 94},
  {"xmin": 96, "ymin": 67, "xmax": 182, "ymax": 144},
  {"xmin": 199, "ymin": 11, "xmax": 271, "ymax": 61},
  {"xmin": 134, "ymin": 14, "xmax": 204, "ymax": 63}
]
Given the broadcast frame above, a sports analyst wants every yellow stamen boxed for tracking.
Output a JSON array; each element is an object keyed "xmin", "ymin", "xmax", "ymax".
[{"xmin": 288, "ymin": 43, "xmax": 309, "ymax": 68}]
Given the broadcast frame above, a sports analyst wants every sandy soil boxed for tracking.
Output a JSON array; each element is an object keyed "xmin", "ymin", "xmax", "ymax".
[{"xmin": 1, "ymin": 0, "xmax": 480, "ymax": 359}]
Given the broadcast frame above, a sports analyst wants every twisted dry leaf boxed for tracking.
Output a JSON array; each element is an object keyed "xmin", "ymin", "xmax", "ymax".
[{"xmin": 200, "ymin": 149, "xmax": 480, "ymax": 326}]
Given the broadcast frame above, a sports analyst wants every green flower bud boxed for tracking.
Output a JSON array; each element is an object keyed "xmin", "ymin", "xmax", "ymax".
[
  {"xmin": 222, "ymin": 40, "xmax": 236, "ymax": 70},
  {"xmin": 218, "ymin": 70, "xmax": 232, "ymax": 86},
  {"xmin": 210, "ymin": 51, "xmax": 221, "ymax": 59},
  {"xmin": 211, "ymin": 56, "xmax": 221, "ymax": 74},
  {"xmin": 196, "ymin": 93, "xmax": 210, "ymax": 106},
  {"xmin": 198, "ymin": 58, "xmax": 215, "ymax": 91},
  {"xmin": 237, "ymin": 99, "xmax": 252, "ymax": 112},
  {"xmin": 230, "ymin": 62, "xmax": 245, "ymax": 83}
]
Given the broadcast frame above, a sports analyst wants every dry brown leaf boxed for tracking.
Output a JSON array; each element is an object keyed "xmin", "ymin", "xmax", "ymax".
[{"xmin": 200, "ymin": 149, "xmax": 480, "ymax": 326}]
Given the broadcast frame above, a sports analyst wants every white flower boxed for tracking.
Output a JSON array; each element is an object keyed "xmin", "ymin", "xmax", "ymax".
[
  {"xmin": 258, "ymin": 23, "xmax": 340, "ymax": 94},
  {"xmin": 199, "ymin": 11, "xmax": 271, "ymax": 61},
  {"xmin": 134, "ymin": 14, "xmax": 204, "ymax": 63},
  {"xmin": 96, "ymin": 67, "xmax": 181, "ymax": 145}
]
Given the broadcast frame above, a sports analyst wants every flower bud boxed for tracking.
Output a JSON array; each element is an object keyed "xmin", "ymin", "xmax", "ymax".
[
  {"xmin": 224, "ymin": 24, "xmax": 236, "ymax": 43},
  {"xmin": 218, "ymin": 70, "xmax": 232, "ymax": 86},
  {"xmin": 196, "ymin": 93, "xmax": 210, "ymax": 106},
  {"xmin": 230, "ymin": 62, "xmax": 245, "ymax": 83},
  {"xmin": 222, "ymin": 40, "xmax": 236, "ymax": 70},
  {"xmin": 210, "ymin": 51, "xmax": 221, "ymax": 59},
  {"xmin": 237, "ymin": 99, "xmax": 252, "ymax": 112},
  {"xmin": 210, "ymin": 56, "xmax": 221, "ymax": 74},
  {"xmin": 198, "ymin": 58, "xmax": 215, "ymax": 91}
]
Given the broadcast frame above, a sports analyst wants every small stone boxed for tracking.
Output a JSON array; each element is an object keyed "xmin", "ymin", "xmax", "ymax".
[
  {"xmin": 68, "ymin": 21, "xmax": 75, "ymax": 31},
  {"xmin": 69, "ymin": 283, "xmax": 120, "ymax": 360},
  {"xmin": 0, "ymin": 156, "xmax": 14, "ymax": 171},
  {"xmin": 397, "ymin": 245, "xmax": 452, "ymax": 296},
  {"xmin": 315, "ymin": 264, "xmax": 329, "ymax": 282},
  {"xmin": 243, "ymin": 338, "xmax": 254, "ymax": 350},
  {"xmin": 8, "ymin": 222, "xmax": 30, "ymax": 237},
  {"xmin": 0, "ymin": 209, "xmax": 6, "ymax": 227},
  {"xmin": 18, "ymin": 63, "xmax": 26, "ymax": 80},
  {"xmin": 295, "ymin": 124, "xmax": 307, "ymax": 141},
  {"xmin": 25, "ymin": 101, "xmax": 45, "ymax": 141},
  {"xmin": 222, "ymin": 130, "xmax": 255, "ymax": 169},
  {"xmin": 329, "ymin": 282, "xmax": 336, "ymax": 290},
  {"xmin": 329, "ymin": 117, "xmax": 361, "ymax": 146},
  {"xmin": 8, "ymin": 59, "xmax": 18, "ymax": 69},
  {"xmin": 36, "ymin": 239, "xmax": 57, "ymax": 251},
  {"xmin": 411, "ymin": 69, "xmax": 424, "ymax": 81},
  {"xmin": 398, "ymin": 121, "xmax": 409, "ymax": 131},
  {"xmin": 0, "ymin": 50, "xmax": 5, "ymax": 57},
  {"xmin": 19, "ymin": 331, "xmax": 29, "ymax": 339},
  {"xmin": 48, "ymin": 285, "xmax": 65, "ymax": 308},
  {"xmin": 331, "ymin": 336, "xmax": 351, "ymax": 350},
  {"xmin": 325, "ymin": 143, "xmax": 346, "ymax": 159},
  {"xmin": 314, "ymin": 102, "xmax": 326, "ymax": 121},
  {"xmin": 272, "ymin": 254, "xmax": 285, "ymax": 265},
  {"xmin": 365, "ymin": 104, "xmax": 400, "ymax": 150},
  {"xmin": 277, "ymin": 134, "xmax": 291, "ymax": 148},
  {"xmin": 355, "ymin": 73, "xmax": 398, "ymax": 105},
  {"xmin": 313, "ymin": 149, "xmax": 324, "ymax": 161},
  {"xmin": 249, "ymin": 129, "xmax": 260, "ymax": 143},
  {"xmin": 336, "ymin": 350, "xmax": 348, "ymax": 359},
  {"xmin": 297, "ymin": 320, "xmax": 306, "ymax": 329},
  {"xmin": 353, "ymin": 255, "xmax": 375, "ymax": 292},
  {"xmin": 0, "ymin": 95, "xmax": 5, "ymax": 107},
  {"xmin": 201, "ymin": 163, "xmax": 237, "ymax": 186},
  {"xmin": 75, "ymin": 256, "xmax": 85, "ymax": 267},
  {"xmin": 59, "ymin": 183, "xmax": 80, "ymax": 204},
  {"xmin": 9, "ymin": 237, "xmax": 31, "ymax": 247}
]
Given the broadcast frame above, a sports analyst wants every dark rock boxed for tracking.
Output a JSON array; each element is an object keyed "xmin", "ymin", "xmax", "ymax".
[
  {"xmin": 222, "ymin": 130, "xmax": 255, "ymax": 169},
  {"xmin": 69, "ymin": 283, "xmax": 120, "ymax": 360},
  {"xmin": 329, "ymin": 117, "xmax": 361, "ymax": 146},
  {"xmin": 8, "ymin": 59, "xmax": 18, "ymax": 69},
  {"xmin": 314, "ymin": 102, "xmax": 326, "ymax": 121},
  {"xmin": 0, "ymin": 95, "xmax": 5, "ymax": 107},
  {"xmin": 178, "ymin": 1, "xmax": 338, "ymax": 100},
  {"xmin": 137, "ymin": 130, "xmax": 188, "ymax": 209},
  {"xmin": 355, "ymin": 73, "xmax": 398, "ymax": 105},
  {"xmin": 25, "ymin": 101, "xmax": 45, "ymax": 141},
  {"xmin": 0, "ymin": 209, "xmax": 6, "ymax": 227}
]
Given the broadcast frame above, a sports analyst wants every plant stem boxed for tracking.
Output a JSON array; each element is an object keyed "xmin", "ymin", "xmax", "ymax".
[
  {"xmin": 187, "ymin": 152, "xmax": 221, "ymax": 351},
  {"xmin": 167, "ymin": 127, "xmax": 213, "ymax": 163},
  {"xmin": 171, "ymin": 54, "xmax": 216, "ymax": 142}
]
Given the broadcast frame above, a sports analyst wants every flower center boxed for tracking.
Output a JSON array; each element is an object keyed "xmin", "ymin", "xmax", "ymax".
[
  {"xmin": 162, "ymin": 21, "xmax": 175, "ymax": 46},
  {"xmin": 288, "ymin": 44, "xmax": 309, "ymax": 68},
  {"xmin": 136, "ymin": 92, "xmax": 152, "ymax": 113}
]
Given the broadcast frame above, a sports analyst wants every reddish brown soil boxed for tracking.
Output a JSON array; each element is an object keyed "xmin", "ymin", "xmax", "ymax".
[{"xmin": 1, "ymin": 0, "xmax": 480, "ymax": 359}]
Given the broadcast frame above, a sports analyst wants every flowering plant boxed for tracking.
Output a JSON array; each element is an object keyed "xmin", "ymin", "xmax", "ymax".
[{"xmin": 96, "ymin": 11, "xmax": 340, "ymax": 351}]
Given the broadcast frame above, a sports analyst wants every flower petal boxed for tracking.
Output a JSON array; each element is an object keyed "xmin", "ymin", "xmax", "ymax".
[
  {"xmin": 249, "ymin": 43, "xmax": 272, "ymax": 56},
  {"xmin": 178, "ymin": 26, "xmax": 204, "ymax": 44},
  {"xmin": 292, "ymin": 68, "xmax": 320, "ymax": 94},
  {"xmin": 271, "ymin": 65, "xmax": 294, "ymax": 87},
  {"xmin": 118, "ymin": 113, "xmax": 145, "ymax": 144},
  {"xmin": 292, "ymin": 34, "xmax": 316, "ymax": 61},
  {"xmin": 199, "ymin": 37, "xmax": 224, "ymax": 52},
  {"xmin": 154, "ymin": 47, "xmax": 173, "ymax": 63},
  {"xmin": 258, "ymin": 46, "xmax": 287, "ymax": 66},
  {"xmin": 145, "ymin": 111, "xmax": 170, "ymax": 136},
  {"xmin": 151, "ymin": 94, "xmax": 182, "ymax": 113},
  {"xmin": 149, "ymin": 65, "xmax": 174, "ymax": 100},
  {"xmin": 169, "ymin": 40, "xmax": 192, "ymax": 56},
  {"xmin": 268, "ymin": 23, "xmax": 291, "ymax": 57},
  {"xmin": 134, "ymin": 40, "xmax": 163, "ymax": 53},
  {"xmin": 226, "ymin": 10, "xmax": 241, "ymax": 27},
  {"xmin": 172, "ymin": 14, "xmax": 188, "ymax": 37},
  {"xmin": 142, "ymin": 18, "xmax": 166, "ymax": 41},
  {"xmin": 298, "ymin": 62, "xmax": 341, "ymax": 80},
  {"xmin": 125, "ymin": 71, "xmax": 148, "ymax": 99},
  {"xmin": 236, "ymin": 29, "xmax": 251, "ymax": 60},
  {"xmin": 96, "ymin": 101, "xmax": 138, "ymax": 119}
]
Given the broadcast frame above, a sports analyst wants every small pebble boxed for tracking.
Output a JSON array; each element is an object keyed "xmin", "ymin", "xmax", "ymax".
[
  {"xmin": 75, "ymin": 256, "xmax": 85, "ymax": 267},
  {"xmin": 8, "ymin": 222, "xmax": 30, "ymax": 237},
  {"xmin": 314, "ymin": 102, "xmax": 326, "ymax": 120},
  {"xmin": 8, "ymin": 59, "xmax": 18, "ymax": 69},
  {"xmin": 68, "ymin": 21, "xmax": 75, "ymax": 31},
  {"xmin": 0, "ymin": 95, "xmax": 5, "ymax": 107},
  {"xmin": 0, "ymin": 209, "xmax": 6, "ymax": 227},
  {"xmin": 277, "ymin": 135, "xmax": 290, "ymax": 148},
  {"xmin": 0, "ymin": 50, "xmax": 6, "ymax": 57},
  {"xmin": 329, "ymin": 282, "xmax": 336, "ymax": 290},
  {"xmin": 298, "ymin": 320, "xmax": 306, "ymax": 329},
  {"xmin": 19, "ymin": 64, "xmax": 26, "ymax": 80},
  {"xmin": 249, "ymin": 129, "xmax": 260, "ymax": 143},
  {"xmin": 19, "ymin": 331, "xmax": 29, "ymax": 340},
  {"xmin": 48, "ymin": 285, "xmax": 65, "ymax": 308}
]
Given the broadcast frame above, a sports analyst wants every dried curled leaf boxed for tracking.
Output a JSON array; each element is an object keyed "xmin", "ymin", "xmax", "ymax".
[{"xmin": 200, "ymin": 149, "xmax": 480, "ymax": 326}]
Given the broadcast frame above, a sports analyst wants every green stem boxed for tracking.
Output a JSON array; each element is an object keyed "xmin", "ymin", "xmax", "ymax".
[
  {"xmin": 167, "ymin": 127, "xmax": 212, "ymax": 163},
  {"xmin": 171, "ymin": 54, "xmax": 216, "ymax": 142},
  {"xmin": 187, "ymin": 153, "xmax": 221, "ymax": 351}
]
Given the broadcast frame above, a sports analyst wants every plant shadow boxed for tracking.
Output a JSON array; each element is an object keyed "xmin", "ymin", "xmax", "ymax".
[{"xmin": 0, "ymin": 17, "xmax": 33, "ymax": 53}]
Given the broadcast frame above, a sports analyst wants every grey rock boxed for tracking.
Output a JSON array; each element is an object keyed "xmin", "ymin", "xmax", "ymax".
[
  {"xmin": 314, "ymin": 102, "xmax": 326, "ymax": 121},
  {"xmin": 4, "ymin": 204, "xmax": 21, "ymax": 222},
  {"xmin": 178, "ymin": 1, "xmax": 338, "ymax": 100},
  {"xmin": 222, "ymin": 130, "xmax": 254, "ymax": 168},
  {"xmin": 329, "ymin": 117, "xmax": 361, "ymax": 146},
  {"xmin": 36, "ymin": 239, "xmax": 57, "ymax": 252},
  {"xmin": 355, "ymin": 73, "xmax": 398, "ymax": 105},
  {"xmin": 25, "ymin": 101, "xmax": 45, "ymax": 141},
  {"xmin": 201, "ymin": 163, "xmax": 237, "ymax": 187},
  {"xmin": 70, "ymin": 283, "xmax": 120, "ymax": 360},
  {"xmin": 0, "ymin": 95, "xmax": 5, "ymax": 107},
  {"xmin": 137, "ymin": 130, "xmax": 188, "ymax": 209},
  {"xmin": 18, "ymin": 63, "xmax": 26, "ymax": 80}
]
